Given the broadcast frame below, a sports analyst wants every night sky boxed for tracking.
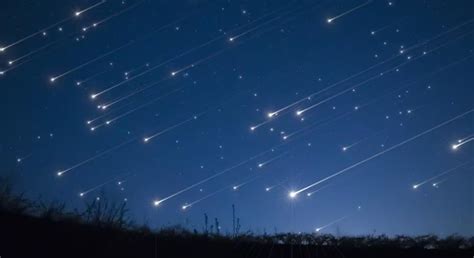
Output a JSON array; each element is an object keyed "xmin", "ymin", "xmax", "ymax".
[{"xmin": 1, "ymin": 0, "xmax": 473, "ymax": 236}]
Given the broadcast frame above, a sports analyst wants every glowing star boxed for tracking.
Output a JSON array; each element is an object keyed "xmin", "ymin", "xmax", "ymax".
[
  {"xmin": 412, "ymin": 184, "xmax": 419, "ymax": 189},
  {"xmin": 296, "ymin": 110, "xmax": 303, "ymax": 116},
  {"xmin": 265, "ymin": 187, "xmax": 270, "ymax": 192},
  {"xmin": 50, "ymin": 77, "xmax": 56, "ymax": 82},
  {"xmin": 229, "ymin": 37, "xmax": 234, "ymax": 42},
  {"xmin": 181, "ymin": 205, "xmax": 189, "ymax": 210},
  {"xmin": 432, "ymin": 183, "xmax": 438, "ymax": 188},
  {"xmin": 90, "ymin": 127, "xmax": 95, "ymax": 131},
  {"xmin": 79, "ymin": 192, "xmax": 85, "ymax": 197},
  {"xmin": 289, "ymin": 191, "xmax": 298, "ymax": 199},
  {"xmin": 267, "ymin": 112, "xmax": 276, "ymax": 118},
  {"xmin": 342, "ymin": 146, "xmax": 348, "ymax": 151},
  {"xmin": 153, "ymin": 200, "xmax": 161, "ymax": 207},
  {"xmin": 315, "ymin": 228, "xmax": 322, "ymax": 232},
  {"xmin": 75, "ymin": 12, "xmax": 81, "ymax": 16},
  {"xmin": 306, "ymin": 192, "xmax": 312, "ymax": 197},
  {"xmin": 171, "ymin": 71, "xmax": 177, "ymax": 76},
  {"xmin": 327, "ymin": 18, "xmax": 333, "ymax": 23},
  {"xmin": 250, "ymin": 126, "xmax": 256, "ymax": 131},
  {"xmin": 143, "ymin": 138, "xmax": 150, "ymax": 143},
  {"xmin": 232, "ymin": 186, "xmax": 238, "ymax": 190},
  {"xmin": 57, "ymin": 171, "xmax": 64, "ymax": 177},
  {"xmin": 258, "ymin": 163, "xmax": 264, "ymax": 168},
  {"xmin": 0, "ymin": 47, "xmax": 5, "ymax": 52},
  {"xmin": 91, "ymin": 94, "xmax": 97, "ymax": 99}
]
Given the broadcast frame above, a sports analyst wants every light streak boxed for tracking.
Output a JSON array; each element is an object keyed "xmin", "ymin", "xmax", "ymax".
[{"xmin": 290, "ymin": 108, "xmax": 474, "ymax": 197}]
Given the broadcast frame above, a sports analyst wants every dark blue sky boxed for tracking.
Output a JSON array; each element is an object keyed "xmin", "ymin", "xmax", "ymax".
[{"xmin": 1, "ymin": 0, "xmax": 473, "ymax": 236}]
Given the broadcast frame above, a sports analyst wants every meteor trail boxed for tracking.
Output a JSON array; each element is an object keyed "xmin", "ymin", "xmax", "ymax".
[
  {"xmin": 412, "ymin": 161, "xmax": 470, "ymax": 189},
  {"xmin": 451, "ymin": 137, "xmax": 474, "ymax": 150},
  {"xmin": 290, "ymin": 108, "xmax": 474, "ymax": 197},
  {"xmin": 81, "ymin": 0, "xmax": 143, "ymax": 31},
  {"xmin": 315, "ymin": 215, "xmax": 350, "ymax": 232},
  {"xmin": 56, "ymin": 138, "xmax": 135, "ymax": 176},
  {"xmin": 306, "ymin": 184, "xmax": 332, "ymax": 197},
  {"xmin": 315, "ymin": 206, "xmax": 362, "ymax": 232},
  {"xmin": 79, "ymin": 173, "xmax": 130, "ymax": 197},
  {"xmin": 249, "ymin": 118, "xmax": 273, "ymax": 131},
  {"xmin": 327, "ymin": 1, "xmax": 372, "ymax": 24},
  {"xmin": 170, "ymin": 48, "xmax": 227, "ymax": 76},
  {"xmin": 76, "ymin": 67, "xmax": 112, "ymax": 86},
  {"xmin": 143, "ymin": 114, "xmax": 202, "ymax": 143},
  {"xmin": 181, "ymin": 183, "xmax": 234, "ymax": 210},
  {"xmin": 99, "ymin": 76, "xmax": 171, "ymax": 110},
  {"xmin": 92, "ymin": 86, "xmax": 184, "ymax": 128},
  {"xmin": 432, "ymin": 178, "xmax": 449, "ymax": 188},
  {"xmin": 228, "ymin": 5, "xmax": 303, "ymax": 42},
  {"xmin": 7, "ymin": 40, "xmax": 57, "ymax": 66},
  {"xmin": 0, "ymin": 17, "xmax": 70, "ymax": 53},
  {"xmin": 50, "ymin": 41, "xmax": 135, "ymax": 82},
  {"xmin": 232, "ymin": 176, "xmax": 260, "ymax": 191},
  {"xmin": 265, "ymin": 178, "xmax": 290, "ymax": 192},
  {"xmin": 75, "ymin": 0, "xmax": 106, "ymax": 17},
  {"xmin": 257, "ymin": 152, "xmax": 288, "ymax": 168},
  {"xmin": 153, "ymin": 149, "xmax": 274, "ymax": 207}
]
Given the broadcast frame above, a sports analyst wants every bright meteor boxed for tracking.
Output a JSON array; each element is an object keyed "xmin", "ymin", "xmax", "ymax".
[
  {"xmin": 451, "ymin": 137, "xmax": 474, "ymax": 150},
  {"xmin": 144, "ymin": 114, "xmax": 201, "ymax": 143},
  {"xmin": 75, "ymin": 0, "xmax": 106, "ymax": 17},
  {"xmin": 327, "ymin": 1, "xmax": 372, "ymax": 24},
  {"xmin": 56, "ymin": 138, "xmax": 135, "ymax": 176},
  {"xmin": 153, "ymin": 149, "xmax": 274, "ymax": 207},
  {"xmin": 412, "ymin": 161, "xmax": 471, "ymax": 189},
  {"xmin": 290, "ymin": 108, "xmax": 474, "ymax": 197}
]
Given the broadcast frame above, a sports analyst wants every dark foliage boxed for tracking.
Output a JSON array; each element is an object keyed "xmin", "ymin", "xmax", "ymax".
[{"xmin": 0, "ymin": 178, "xmax": 472, "ymax": 258}]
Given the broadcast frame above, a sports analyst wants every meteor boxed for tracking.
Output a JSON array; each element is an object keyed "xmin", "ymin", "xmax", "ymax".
[
  {"xmin": 257, "ymin": 152, "xmax": 288, "ymax": 168},
  {"xmin": 99, "ymin": 76, "xmax": 171, "ymax": 110},
  {"xmin": 306, "ymin": 184, "xmax": 332, "ymax": 197},
  {"xmin": 229, "ymin": 5, "xmax": 303, "ymax": 42},
  {"xmin": 7, "ymin": 40, "xmax": 57, "ymax": 66},
  {"xmin": 75, "ymin": 0, "xmax": 106, "ymax": 17},
  {"xmin": 432, "ymin": 178, "xmax": 449, "ymax": 188},
  {"xmin": 326, "ymin": 1, "xmax": 372, "ymax": 24},
  {"xmin": 144, "ymin": 114, "xmax": 202, "ymax": 143},
  {"xmin": 81, "ymin": 0, "xmax": 143, "ymax": 31},
  {"xmin": 315, "ymin": 215, "xmax": 350, "ymax": 232},
  {"xmin": 50, "ymin": 40, "xmax": 135, "ymax": 82},
  {"xmin": 290, "ymin": 108, "xmax": 474, "ymax": 197},
  {"xmin": 0, "ymin": 16, "xmax": 71, "ymax": 53},
  {"xmin": 153, "ymin": 149, "xmax": 273, "ymax": 207},
  {"xmin": 56, "ymin": 138, "xmax": 135, "ymax": 176},
  {"xmin": 232, "ymin": 176, "xmax": 260, "ymax": 191},
  {"xmin": 78, "ymin": 173, "xmax": 130, "ymax": 198},
  {"xmin": 265, "ymin": 178, "xmax": 289, "ymax": 192},
  {"xmin": 92, "ymin": 87, "xmax": 184, "ymax": 128},
  {"xmin": 249, "ymin": 118, "xmax": 273, "ymax": 132},
  {"xmin": 315, "ymin": 206, "xmax": 362, "ymax": 232},
  {"xmin": 170, "ymin": 48, "xmax": 227, "ymax": 77},
  {"xmin": 76, "ymin": 67, "xmax": 112, "ymax": 86},
  {"xmin": 412, "ymin": 161, "xmax": 471, "ymax": 189},
  {"xmin": 451, "ymin": 137, "xmax": 474, "ymax": 150},
  {"xmin": 181, "ymin": 184, "xmax": 233, "ymax": 210}
]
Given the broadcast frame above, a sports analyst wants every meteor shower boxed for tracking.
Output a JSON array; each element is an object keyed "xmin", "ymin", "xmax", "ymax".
[{"xmin": 0, "ymin": 1, "xmax": 473, "ymax": 257}]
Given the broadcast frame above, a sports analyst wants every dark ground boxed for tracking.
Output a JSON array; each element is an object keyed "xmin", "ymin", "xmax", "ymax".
[{"xmin": 0, "ymin": 210, "xmax": 472, "ymax": 258}]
